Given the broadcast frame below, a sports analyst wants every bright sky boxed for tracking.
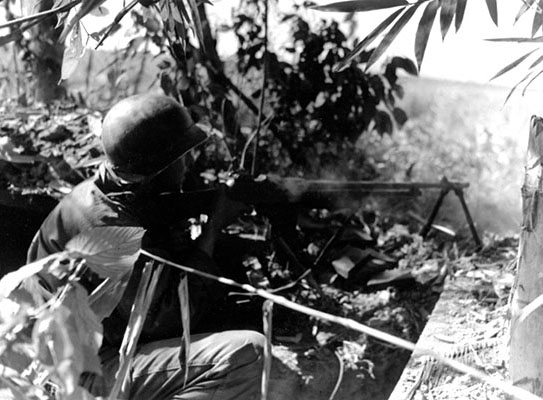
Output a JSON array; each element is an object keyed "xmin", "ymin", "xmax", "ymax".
[
  {"xmin": 206, "ymin": 0, "xmax": 543, "ymax": 88},
  {"xmin": 3, "ymin": 0, "xmax": 540, "ymax": 87}
]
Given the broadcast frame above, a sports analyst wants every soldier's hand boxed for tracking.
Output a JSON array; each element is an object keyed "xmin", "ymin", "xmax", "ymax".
[{"xmin": 197, "ymin": 184, "xmax": 250, "ymax": 256}]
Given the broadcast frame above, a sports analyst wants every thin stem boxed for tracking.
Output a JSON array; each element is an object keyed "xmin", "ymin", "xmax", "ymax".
[
  {"xmin": 250, "ymin": 0, "xmax": 269, "ymax": 175},
  {"xmin": 240, "ymin": 113, "xmax": 274, "ymax": 172},
  {"xmin": 94, "ymin": 0, "xmax": 139, "ymax": 50}
]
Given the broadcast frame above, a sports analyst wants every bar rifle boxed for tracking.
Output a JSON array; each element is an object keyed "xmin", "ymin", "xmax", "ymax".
[{"xmin": 143, "ymin": 175, "xmax": 479, "ymax": 295}]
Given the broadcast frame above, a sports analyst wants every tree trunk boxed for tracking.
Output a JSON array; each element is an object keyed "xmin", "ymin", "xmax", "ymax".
[
  {"xmin": 510, "ymin": 115, "xmax": 543, "ymax": 395},
  {"xmin": 26, "ymin": 0, "xmax": 65, "ymax": 102}
]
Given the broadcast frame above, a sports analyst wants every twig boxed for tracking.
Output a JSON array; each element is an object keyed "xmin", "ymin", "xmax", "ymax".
[
  {"xmin": 405, "ymin": 363, "xmax": 426, "ymax": 400},
  {"xmin": 329, "ymin": 350, "xmax": 344, "ymax": 400},
  {"xmin": 204, "ymin": 60, "xmax": 261, "ymax": 115},
  {"xmin": 140, "ymin": 249, "xmax": 543, "ymax": 400},
  {"xmin": 268, "ymin": 268, "xmax": 312, "ymax": 293},
  {"xmin": 94, "ymin": 0, "xmax": 139, "ymax": 50},
  {"xmin": 313, "ymin": 205, "xmax": 364, "ymax": 270},
  {"xmin": 240, "ymin": 113, "xmax": 274, "ymax": 172}
]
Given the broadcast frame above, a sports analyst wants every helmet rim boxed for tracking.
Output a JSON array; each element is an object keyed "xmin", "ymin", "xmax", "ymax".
[{"xmin": 101, "ymin": 94, "xmax": 208, "ymax": 176}]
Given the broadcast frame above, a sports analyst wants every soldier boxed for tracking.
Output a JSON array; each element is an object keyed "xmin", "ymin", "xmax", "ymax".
[{"xmin": 28, "ymin": 94, "xmax": 265, "ymax": 399}]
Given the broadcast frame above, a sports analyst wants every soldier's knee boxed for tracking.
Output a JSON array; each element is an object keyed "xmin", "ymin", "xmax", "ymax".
[{"xmin": 228, "ymin": 330, "xmax": 266, "ymax": 367}]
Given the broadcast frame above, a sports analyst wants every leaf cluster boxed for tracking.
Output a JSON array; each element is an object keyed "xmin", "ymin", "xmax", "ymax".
[
  {"xmin": 231, "ymin": 8, "xmax": 415, "ymax": 177},
  {"xmin": 313, "ymin": 0, "xmax": 498, "ymax": 71},
  {"xmin": 0, "ymin": 226, "xmax": 145, "ymax": 400},
  {"xmin": 3, "ymin": 0, "xmax": 416, "ymax": 180}
]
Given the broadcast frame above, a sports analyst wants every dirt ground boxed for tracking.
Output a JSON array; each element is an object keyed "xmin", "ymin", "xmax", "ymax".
[
  {"xmin": 263, "ymin": 283, "xmax": 441, "ymax": 399},
  {"xmin": 265, "ymin": 236, "xmax": 516, "ymax": 400}
]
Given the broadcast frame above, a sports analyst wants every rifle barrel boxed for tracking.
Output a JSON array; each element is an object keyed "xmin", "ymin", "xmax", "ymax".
[{"xmin": 285, "ymin": 179, "xmax": 469, "ymax": 192}]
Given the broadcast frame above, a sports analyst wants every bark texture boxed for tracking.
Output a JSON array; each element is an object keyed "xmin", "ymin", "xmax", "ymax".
[
  {"xmin": 510, "ymin": 115, "xmax": 543, "ymax": 394},
  {"xmin": 27, "ymin": 0, "xmax": 65, "ymax": 102}
]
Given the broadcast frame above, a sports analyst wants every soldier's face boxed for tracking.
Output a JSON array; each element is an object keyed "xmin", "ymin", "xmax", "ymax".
[{"xmin": 143, "ymin": 156, "xmax": 186, "ymax": 194}]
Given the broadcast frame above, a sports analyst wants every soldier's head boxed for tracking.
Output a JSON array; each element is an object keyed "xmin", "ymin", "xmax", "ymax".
[{"xmin": 101, "ymin": 94, "xmax": 207, "ymax": 188}]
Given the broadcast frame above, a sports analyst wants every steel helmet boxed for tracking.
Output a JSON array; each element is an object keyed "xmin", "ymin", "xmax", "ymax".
[{"xmin": 101, "ymin": 94, "xmax": 207, "ymax": 177}]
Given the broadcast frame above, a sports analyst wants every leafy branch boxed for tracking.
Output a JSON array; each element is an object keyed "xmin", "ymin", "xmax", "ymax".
[{"xmin": 311, "ymin": 0, "xmax": 500, "ymax": 72}]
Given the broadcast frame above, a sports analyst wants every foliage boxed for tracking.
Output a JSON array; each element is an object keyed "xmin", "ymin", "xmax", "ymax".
[
  {"xmin": 0, "ymin": 226, "xmax": 144, "ymax": 400},
  {"xmin": 1, "ymin": 0, "xmax": 415, "ymax": 182},
  {"xmin": 229, "ymin": 4, "xmax": 415, "ymax": 177},
  {"xmin": 312, "ymin": 0, "xmax": 543, "ymax": 96},
  {"xmin": 5, "ymin": 0, "xmax": 543, "ymax": 105},
  {"xmin": 138, "ymin": 0, "xmax": 417, "ymax": 180},
  {"xmin": 311, "ymin": 0, "xmax": 497, "ymax": 71}
]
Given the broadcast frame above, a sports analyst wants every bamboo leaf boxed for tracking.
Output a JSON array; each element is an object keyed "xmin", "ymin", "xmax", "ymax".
[
  {"xmin": 173, "ymin": 0, "xmax": 188, "ymax": 24},
  {"xmin": 522, "ymin": 67, "xmax": 543, "ymax": 95},
  {"xmin": 530, "ymin": 53, "xmax": 543, "ymax": 68},
  {"xmin": 440, "ymin": 0, "xmax": 457, "ymax": 39},
  {"xmin": 516, "ymin": 0, "xmax": 535, "ymax": 24},
  {"xmin": 310, "ymin": 0, "xmax": 408, "ymax": 12},
  {"xmin": 333, "ymin": 7, "xmax": 404, "ymax": 72},
  {"xmin": 533, "ymin": 0, "xmax": 543, "ymax": 37},
  {"xmin": 261, "ymin": 300, "xmax": 274, "ymax": 400},
  {"xmin": 108, "ymin": 262, "xmax": 162, "ymax": 400},
  {"xmin": 485, "ymin": 0, "xmax": 498, "ymax": 26},
  {"xmin": 366, "ymin": 2, "xmax": 423, "ymax": 71},
  {"xmin": 178, "ymin": 275, "xmax": 191, "ymax": 387},
  {"xmin": 60, "ymin": 0, "xmax": 108, "ymax": 43},
  {"xmin": 516, "ymin": 3, "xmax": 530, "ymax": 23},
  {"xmin": 415, "ymin": 0, "xmax": 439, "ymax": 69},
  {"xmin": 184, "ymin": 0, "xmax": 205, "ymax": 50},
  {"xmin": 504, "ymin": 71, "xmax": 534, "ymax": 104},
  {"xmin": 490, "ymin": 48, "xmax": 537, "ymax": 81},
  {"xmin": 486, "ymin": 36, "xmax": 543, "ymax": 42},
  {"xmin": 454, "ymin": 0, "xmax": 467, "ymax": 31},
  {"xmin": 61, "ymin": 21, "xmax": 86, "ymax": 81},
  {"xmin": 65, "ymin": 226, "xmax": 145, "ymax": 279}
]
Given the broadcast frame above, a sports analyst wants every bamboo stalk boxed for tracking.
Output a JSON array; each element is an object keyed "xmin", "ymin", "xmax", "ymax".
[
  {"xmin": 108, "ymin": 261, "xmax": 164, "ymax": 400},
  {"xmin": 178, "ymin": 275, "xmax": 191, "ymax": 387},
  {"xmin": 261, "ymin": 300, "xmax": 273, "ymax": 400},
  {"xmin": 510, "ymin": 115, "xmax": 543, "ymax": 395},
  {"xmin": 140, "ymin": 249, "xmax": 543, "ymax": 400}
]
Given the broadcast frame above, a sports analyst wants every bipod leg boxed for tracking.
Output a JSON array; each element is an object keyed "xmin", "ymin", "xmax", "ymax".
[
  {"xmin": 453, "ymin": 188, "xmax": 482, "ymax": 249},
  {"xmin": 420, "ymin": 188, "xmax": 450, "ymax": 238},
  {"xmin": 274, "ymin": 235, "xmax": 324, "ymax": 297}
]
